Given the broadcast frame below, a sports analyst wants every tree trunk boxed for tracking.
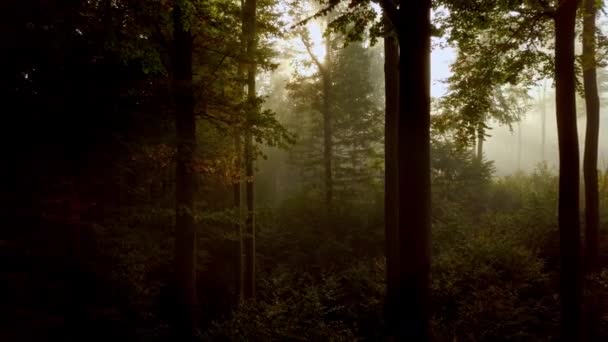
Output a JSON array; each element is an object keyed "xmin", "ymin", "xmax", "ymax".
[
  {"xmin": 395, "ymin": 1, "xmax": 432, "ymax": 340},
  {"xmin": 555, "ymin": 0, "xmax": 582, "ymax": 339},
  {"xmin": 477, "ymin": 123, "xmax": 484, "ymax": 161},
  {"xmin": 323, "ymin": 33, "xmax": 333, "ymax": 217},
  {"xmin": 234, "ymin": 0, "xmax": 246, "ymax": 303},
  {"xmin": 541, "ymin": 83, "xmax": 547, "ymax": 162},
  {"xmin": 172, "ymin": 1, "xmax": 198, "ymax": 338},
  {"xmin": 234, "ymin": 130, "xmax": 243, "ymax": 302},
  {"xmin": 242, "ymin": 0, "xmax": 256, "ymax": 300},
  {"xmin": 583, "ymin": 0, "xmax": 600, "ymax": 274},
  {"xmin": 517, "ymin": 122, "xmax": 522, "ymax": 171},
  {"xmin": 383, "ymin": 23, "xmax": 400, "ymax": 338}
]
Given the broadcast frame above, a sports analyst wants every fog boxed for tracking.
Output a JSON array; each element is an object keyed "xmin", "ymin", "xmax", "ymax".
[{"xmin": 484, "ymin": 86, "xmax": 608, "ymax": 175}]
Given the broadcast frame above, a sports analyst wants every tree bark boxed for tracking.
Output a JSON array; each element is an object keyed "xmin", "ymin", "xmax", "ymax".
[
  {"xmin": 242, "ymin": 0, "xmax": 256, "ymax": 300},
  {"xmin": 172, "ymin": 0, "xmax": 198, "ymax": 338},
  {"xmin": 555, "ymin": 0, "xmax": 582, "ymax": 339},
  {"xmin": 394, "ymin": 1, "xmax": 432, "ymax": 340},
  {"xmin": 383, "ymin": 23, "xmax": 400, "ymax": 338},
  {"xmin": 583, "ymin": 0, "xmax": 600, "ymax": 274}
]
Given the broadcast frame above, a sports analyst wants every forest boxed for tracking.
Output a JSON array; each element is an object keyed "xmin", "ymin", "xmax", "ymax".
[{"xmin": 2, "ymin": 0, "xmax": 608, "ymax": 340}]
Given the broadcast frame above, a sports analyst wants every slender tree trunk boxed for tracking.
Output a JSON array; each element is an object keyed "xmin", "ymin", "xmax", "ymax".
[
  {"xmin": 555, "ymin": 0, "xmax": 582, "ymax": 339},
  {"xmin": 172, "ymin": 1, "xmax": 198, "ymax": 338},
  {"xmin": 583, "ymin": 0, "xmax": 600, "ymax": 274},
  {"xmin": 233, "ymin": 130, "xmax": 243, "ymax": 302},
  {"xmin": 383, "ymin": 24, "xmax": 400, "ymax": 338},
  {"xmin": 323, "ymin": 33, "xmax": 333, "ymax": 217},
  {"xmin": 395, "ymin": 1, "xmax": 432, "ymax": 340},
  {"xmin": 234, "ymin": 0, "xmax": 246, "ymax": 303},
  {"xmin": 242, "ymin": 0, "xmax": 256, "ymax": 300},
  {"xmin": 477, "ymin": 123, "xmax": 484, "ymax": 161},
  {"xmin": 541, "ymin": 83, "xmax": 547, "ymax": 162},
  {"xmin": 517, "ymin": 122, "xmax": 522, "ymax": 171}
]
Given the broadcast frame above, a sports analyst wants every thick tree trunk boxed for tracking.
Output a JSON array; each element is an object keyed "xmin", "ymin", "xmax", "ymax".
[
  {"xmin": 395, "ymin": 1, "xmax": 432, "ymax": 340},
  {"xmin": 555, "ymin": 0, "xmax": 582, "ymax": 339},
  {"xmin": 172, "ymin": 1, "xmax": 198, "ymax": 338},
  {"xmin": 243, "ymin": 0, "xmax": 256, "ymax": 300},
  {"xmin": 583, "ymin": 0, "xmax": 600, "ymax": 274},
  {"xmin": 323, "ymin": 34, "xmax": 333, "ymax": 217},
  {"xmin": 383, "ymin": 25, "xmax": 400, "ymax": 338}
]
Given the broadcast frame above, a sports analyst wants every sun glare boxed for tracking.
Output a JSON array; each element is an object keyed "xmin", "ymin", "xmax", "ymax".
[{"xmin": 306, "ymin": 22, "xmax": 326, "ymax": 61}]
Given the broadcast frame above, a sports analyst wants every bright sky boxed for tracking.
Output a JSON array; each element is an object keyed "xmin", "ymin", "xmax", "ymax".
[{"xmin": 431, "ymin": 46, "xmax": 455, "ymax": 98}]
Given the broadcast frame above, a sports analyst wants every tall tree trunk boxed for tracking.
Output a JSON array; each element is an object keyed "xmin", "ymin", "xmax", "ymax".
[
  {"xmin": 234, "ymin": 0, "xmax": 246, "ymax": 303},
  {"xmin": 583, "ymin": 0, "xmax": 600, "ymax": 274},
  {"xmin": 234, "ymin": 130, "xmax": 243, "ymax": 302},
  {"xmin": 323, "ymin": 33, "xmax": 333, "ymax": 217},
  {"xmin": 242, "ymin": 0, "xmax": 256, "ymax": 300},
  {"xmin": 555, "ymin": 0, "xmax": 582, "ymax": 339},
  {"xmin": 383, "ymin": 23, "xmax": 400, "ymax": 338},
  {"xmin": 395, "ymin": 1, "xmax": 432, "ymax": 340},
  {"xmin": 172, "ymin": 1, "xmax": 198, "ymax": 338}
]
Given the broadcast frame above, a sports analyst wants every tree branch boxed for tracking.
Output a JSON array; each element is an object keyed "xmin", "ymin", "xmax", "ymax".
[{"xmin": 300, "ymin": 33, "xmax": 325, "ymax": 73}]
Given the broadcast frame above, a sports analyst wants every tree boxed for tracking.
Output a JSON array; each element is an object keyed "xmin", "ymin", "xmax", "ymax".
[
  {"xmin": 381, "ymin": 1, "xmax": 432, "ymax": 339},
  {"xmin": 382, "ymin": 16, "xmax": 400, "ymax": 338},
  {"xmin": 555, "ymin": 0, "xmax": 582, "ymax": 339},
  {"xmin": 540, "ymin": 82, "xmax": 548, "ymax": 162},
  {"xmin": 298, "ymin": 22, "xmax": 335, "ymax": 216},
  {"xmin": 331, "ymin": 42, "xmax": 383, "ymax": 202},
  {"xmin": 582, "ymin": 0, "xmax": 600, "ymax": 273},
  {"xmin": 243, "ymin": 0, "xmax": 257, "ymax": 300},
  {"xmin": 288, "ymin": 28, "xmax": 382, "ymax": 209},
  {"xmin": 171, "ymin": 0, "xmax": 199, "ymax": 338}
]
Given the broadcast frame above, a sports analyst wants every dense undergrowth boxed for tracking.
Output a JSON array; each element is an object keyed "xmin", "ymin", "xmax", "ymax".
[
  {"xmin": 102, "ymin": 153, "xmax": 608, "ymax": 340},
  {"xmin": 7, "ymin": 144, "xmax": 608, "ymax": 341}
]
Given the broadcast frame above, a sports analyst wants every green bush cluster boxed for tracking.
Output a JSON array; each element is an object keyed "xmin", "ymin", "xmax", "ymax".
[{"xmin": 88, "ymin": 147, "xmax": 608, "ymax": 340}]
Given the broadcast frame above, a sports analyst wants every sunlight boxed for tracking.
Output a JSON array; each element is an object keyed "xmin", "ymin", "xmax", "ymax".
[{"xmin": 306, "ymin": 22, "xmax": 326, "ymax": 61}]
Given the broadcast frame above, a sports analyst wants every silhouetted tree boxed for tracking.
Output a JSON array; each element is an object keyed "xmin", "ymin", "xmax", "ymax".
[
  {"xmin": 381, "ymin": 0, "xmax": 432, "ymax": 339},
  {"xmin": 243, "ymin": 0, "xmax": 257, "ymax": 300},
  {"xmin": 555, "ymin": 0, "xmax": 582, "ymax": 339},
  {"xmin": 171, "ymin": 0, "xmax": 199, "ymax": 338},
  {"xmin": 583, "ymin": 0, "xmax": 600, "ymax": 273}
]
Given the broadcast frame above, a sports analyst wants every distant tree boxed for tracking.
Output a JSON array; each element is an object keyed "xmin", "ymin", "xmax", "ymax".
[
  {"xmin": 299, "ymin": 22, "xmax": 335, "ymax": 216},
  {"xmin": 331, "ymin": 42, "xmax": 383, "ymax": 202}
]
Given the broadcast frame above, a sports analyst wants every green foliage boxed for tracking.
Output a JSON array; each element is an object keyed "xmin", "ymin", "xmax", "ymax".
[
  {"xmin": 206, "ymin": 270, "xmax": 357, "ymax": 341},
  {"xmin": 286, "ymin": 35, "xmax": 383, "ymax": 203},
  {"xmin": 432, "ymin": 216, "xmax": 558, "ymax": 341}
]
